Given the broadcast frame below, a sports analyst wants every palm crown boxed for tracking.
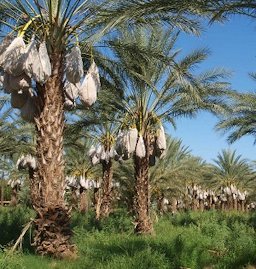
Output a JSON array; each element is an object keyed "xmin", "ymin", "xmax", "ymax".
[{"xmin": 108, "ymin": 27, "xmax": 230, "ymax": 138}]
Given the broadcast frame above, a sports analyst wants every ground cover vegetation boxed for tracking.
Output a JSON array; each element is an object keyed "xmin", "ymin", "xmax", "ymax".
[{"xmin": 0, "ymin": 208, "xmax": 256, "ymax": 269}]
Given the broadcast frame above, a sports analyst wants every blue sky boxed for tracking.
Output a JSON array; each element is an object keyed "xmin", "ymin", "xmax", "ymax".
[{"xmin": 171, "ymin": 15, "xmax": 256, "ymax": 163}]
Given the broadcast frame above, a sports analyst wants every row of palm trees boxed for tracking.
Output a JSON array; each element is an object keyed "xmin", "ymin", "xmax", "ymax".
[
  {"xmin": 0, "ymin": 0, "xmax": 255, "ymax": 259},
  {"xmin": 3, "ymin": 138, "xmax": 255, "ymax": 214}
]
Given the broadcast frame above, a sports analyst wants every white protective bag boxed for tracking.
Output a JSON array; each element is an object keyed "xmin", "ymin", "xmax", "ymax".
[
  {"xmin": 136, "ymin": 135, "xmax": 146, "ymax": 158},
  {"xmin": 88, "ymin": 145, "xmax": 96, "ymax": 157},
  {"xmin": 0, "ymin": 73, "xmax": 3, "ymax": 88},
  {"xmin": 128, "ymin": 128, "xmax": 138, "ymax": 153},
  {"xmin": 3, "ymin": 72, "xmax": 31, "ymax": 93},
  {"xmin": 156, "ymin": 124, "xmax": 167, "ymax": 151},
  {"xmin": 100, "ymin": 149, "xmax": 107, "ymax": 161},
  {"xmin": 91, "ymin": 154, "xmax": 100, "ymax": 166},
  {"xmin": 64, "ymin": 98, "xmax": 75, "ymax": 110},
  {"xmin": 11, "ymin": 89, "xmax": 30, "ymax": 109},
  {"xmin": 25, "ymin": 40, "xmax": 52, "ymax": 84},
  {"xmin": 79, "ymin": 61, "xmax": 100, "ymax": 107},
  {"xmin": 20, "ymin": 95, "xmax": 37, "ymax": 122},
  {"xmin": 109, "ymin": 146, "xmax": 117, "ymax": 159},
  {"xmin": 0, "ymin": 35, "xmax": 13, "ymax": 63},
  {"xmin": 65, "ymin": 46, "xmax": 84, "ymax": 84},
  {"xmin": 80, "ymin": 177, "xmax": 89, "ymax": 189},
  {"xmin": 38, "ymin": 41, "xmax": 52, "ymax": 82},
  {"xmin": 2, "ymin": 37, "xmax": 26, "ymax": 76},
  {"xmin": 64, "ymin": 81, "xmax": 79, "ymax": 109},
  {"xmin": 25, "ymin": 37, "xmax": 42, "ymax": 79},
  {"xmin": 115, "ymin": 131, "xmax": 124, "ymax": 156}
]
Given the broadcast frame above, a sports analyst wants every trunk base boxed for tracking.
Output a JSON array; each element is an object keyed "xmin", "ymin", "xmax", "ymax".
[
  {"xmin": 33, "ymin": 206, "xmax": 76, "ymax": 259},
  {"xmin": 98, "ymin": 197, "xmax": 112, "ymax": 219},
  {"xmin": 134, "ymin": 217, "xmax": 153, "ymax": 235}
]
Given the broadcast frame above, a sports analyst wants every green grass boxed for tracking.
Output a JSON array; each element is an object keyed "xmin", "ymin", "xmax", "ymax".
[{"xmin": 0, "ymin": 208, "xmax": 256, "ymax": 269}]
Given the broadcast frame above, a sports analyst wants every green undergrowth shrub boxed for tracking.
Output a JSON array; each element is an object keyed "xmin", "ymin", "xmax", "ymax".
[
  {"xmin": 1, "ymin": 207, "xmax": 256, "ymax": 269},
  {"xmin": 0, "ymin": 206, "xmax": 35, "ymax": 249},
  {"xmin": 156, "ymin": 211, "xmax": 256, "ymax": 269},
  {"xmin": 71, "ymin": 208, "xmax": 133, "ymax": 233},
  {"xmin": 0, "ymin": 252, "xmax": 24, "ymax": 269}
]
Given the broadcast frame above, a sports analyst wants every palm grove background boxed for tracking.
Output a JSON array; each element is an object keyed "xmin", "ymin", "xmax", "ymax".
[{"xmin": 0, "ymin": 0, "xmax": 256, "ymax": 263}]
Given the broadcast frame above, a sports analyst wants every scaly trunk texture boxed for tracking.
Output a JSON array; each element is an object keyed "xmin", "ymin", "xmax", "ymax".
[
  {"xmin": 97, "ymin": 160, "xmax": 113, "ymax": 220},
  {"xmin": 28, "ymin": 167, "xmax": 38, "ymax": 206},
  {"xmin": 170, "ymin": 197, "xmax": 178, "ymax": 214},
  {"xmin": 69, "ymin": 187, "xmax": 78, "ymax": 209},
  {"xmin": 33, "ymin": 52, "xmax": 75, "ymax": 259},
  {"xmin": 10, "ymin": 186, "xmax": 19, "ymax": 206},
  {"xmin": 133, "ymin": 135, "xmax": 153, "ymax": 235},
  {"xmin": 233, "ymin": 198, "xmax": 238, "ymax": 211},
  {"xmin": 1, "ymin": 184, "xmax": 4, "ymax": 206},
  {"xmin": 241, "ymin": 200, "xmax": 245, "ymax": 212},
  {"xmin": 157, "ymin": 193, "xmax": 165, "ymax": 214},
  {"xmin": 199, "ymin": 199, "xmax": 204, "ymax": 212},
  {"xmin": 227, "ymin": 196, "xmax": 233, "ymax": 210},
  {"xmin": 94, "ymin": 187, "xmax": 101, "ymax": 217},
  {"xmin": 80, "ymin": 189, "xmax": 89, "ymax": 213}
]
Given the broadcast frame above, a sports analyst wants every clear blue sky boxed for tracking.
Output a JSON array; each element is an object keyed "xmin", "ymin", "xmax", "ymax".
[{"xmin": 171, "ymin": 15, "xmax": 256, "ymax": 163}]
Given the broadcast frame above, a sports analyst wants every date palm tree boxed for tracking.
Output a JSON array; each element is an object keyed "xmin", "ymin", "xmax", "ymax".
[
  {"xmin": 210, "ymin": 149, "xmax": 255, "ymax": 210},
  {"xmin": 150, "ymin": 137, "xmax": 208, "ymax": 213},
  {"xmin": 217, "ymin": 90, "xmax": 256, "ymax": 143},
  {"xmin": 68, "ymin": 111, "xmax": 121, "ymax": 219},
  {"xmin": 211, "ymin": 149, "xmax": 254, "ymax": 187},
  {"xmin": 65, "ymin": 138, "xmax": 99, "ymax": 213},
  {"xmin": 90, "ymin": 123, "xmax": 117, "ymax": 220},
  {"xmin": 108, "ymin": 27, "xmax": 230, "ymax": 234}
]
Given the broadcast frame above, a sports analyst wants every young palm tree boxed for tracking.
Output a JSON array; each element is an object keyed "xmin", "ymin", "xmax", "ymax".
[
  {"xmin": 108, "ymin": 27, "xmax": 230, "ymax": 234},
  {"xmin": 68, "ymin": 114, "xmax": 120, "ymax": 219},
  {"xmin": 89, "ymin": 123, "xmax": 117, "ymax": 220},
  {"xmin": 211, "ymin": 149, "xmax": 255, "ymax": 186},
  {"xmin": 150, "ymin": 137, "xmax": 208, "ymax": 213},
  {"xmin": 64, "ymin": 138, "xmax": 99, "ymax": 213},
  {"xmin": 210, "ymin": 149, "xmax": 255, "ymax": 210}
]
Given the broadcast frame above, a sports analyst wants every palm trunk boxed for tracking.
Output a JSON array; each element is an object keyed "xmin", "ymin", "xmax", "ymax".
[
  {"xmin": 1, "ymin": 184, "xmax": 4, "ymax": 206},
  {"xmin": 228, "ymin": 196, "xmax": 233, "ymax": 210},
  {"xmin": 192, "ymin": 196, "xmax": 198, "ymax": 211},
  {"xmin": 32, "ymin": 52, "xmax": 75, "ymax": 258},
  {"xmin": 171, "ymin": 197, "xmax": 178, "ymax": 214},
  {"xmin": 241, "ymin": 200, "xmax": 245, "ymax": 212},
  {"xmin": 80, "ymin": 188, "xmax": 89, "ymax": 213},
  {"xmin": 133, "ymin": 135, "xmax": 153, "ymax": 235},
  {"xmin": 69, "ymin": 187, "xmax": 78, "ymax": 209},
  {"xmin": 157, "ymin": 193, "xmax": 164, "ymax": 214},
  {"xmin": 199, "ymin": 199, "xmax": 204, "ymax": 212},
  {"xmin": 94, "ymin": 188, "xmax": 101, "ymax": 219},
  {"xmin": 98, "ymin": 160, "xmax": 113, "ymax": 219},
  {"xmin": 28, "ymin": 167, "xmax": 38, "ymax": 206},
  {"xmin": 10, "ymin": 186, "xmax": 19, "ymax": 206},
  {"xmin": 233, "ymin": 198, "xmax": 238, "ymax": 211}
]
